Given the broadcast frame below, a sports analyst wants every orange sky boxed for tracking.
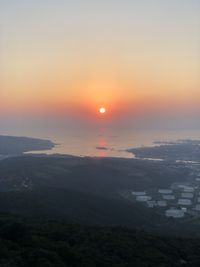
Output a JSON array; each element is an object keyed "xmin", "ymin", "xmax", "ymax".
[{"xmin": 0, "ymin": 1, "xmax": 200, "ymax": 120}]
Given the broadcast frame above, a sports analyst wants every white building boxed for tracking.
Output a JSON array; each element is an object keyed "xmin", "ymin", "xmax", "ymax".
[
  {"xmin": 165, "ymin": 209, "xmax": 185, "ymax": 218},
  {"xmin": 181, "ymin": 193, "xmax": 194, "ymax": 199},
  {"xmin": 194, "ymin": 204, "xmax": 200, "ymax": 211},
  {"xmin": 178, "ymin": 199, "xmax": 192, "ymax": 205},
  {"xmin": 162, "ymin": 195, "xmax": 175, "ymax": 200},
  {"xmin": 158, "ymin": 189, "xmax": 173, "ymax": 194},
  {"xmin": 136, "ymin": 196, "xmax": 152, "ymax": 202},
  {"xmin": 181, "ymin": 207, "xmax": 187, "ymax": 213},
  {"xmin": 132, "ymin": 191, "xmax": 146, "ymax": 196},
  {"xmin": 157, "ymin": 200, "xmax": 167, "ymax": 207},
  {"xmin": 183, "ymin": 187, "xmax": 194, "ymax": 193},
  {"xmin": 171, "ymin": 183, "xmax": 189, "ymax": 190},
  {"xmin": 147, "ymin": 201, "xmax": 156, "ymax": 208}
]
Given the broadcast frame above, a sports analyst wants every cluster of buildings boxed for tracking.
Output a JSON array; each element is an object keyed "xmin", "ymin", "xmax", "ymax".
[{"xmin": 131, "ymin": 174, "xmax": 200, "ymax": 218}]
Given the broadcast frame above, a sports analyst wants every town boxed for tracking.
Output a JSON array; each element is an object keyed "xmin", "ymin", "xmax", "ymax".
[{"xmin": 126, "ymin": 162, "xmax": 200, "ymax": 218}]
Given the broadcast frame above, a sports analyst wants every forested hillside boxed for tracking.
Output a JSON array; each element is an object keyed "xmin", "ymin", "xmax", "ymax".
[{"xmin": 0, "ymin": 214, "xmax": 200, "ymax": 267}]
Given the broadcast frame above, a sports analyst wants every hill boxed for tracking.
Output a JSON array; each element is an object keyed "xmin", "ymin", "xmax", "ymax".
[{"xmin": 0, "ymin": 213, "xmax": 200, "ymax": 266}]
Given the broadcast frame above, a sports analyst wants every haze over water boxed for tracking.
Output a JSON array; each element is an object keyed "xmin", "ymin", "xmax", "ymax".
[
  {"xmin": 1, "ymin": 1, "xmax": 200, "ymax": 157},
  {"xmin": 1, "ymin": 119, "xmax": 200, "ymax": 158},
  {"xmin": 40, "ymin": 128, "xmax": 200, "ymax": 158}
]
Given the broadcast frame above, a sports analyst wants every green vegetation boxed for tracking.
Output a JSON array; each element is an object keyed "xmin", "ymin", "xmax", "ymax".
[
  {"xmin": 0, "ymin": 156, "xmax": 189, "ymax": 194},
  {"xmin": 0, "ymin": 213, "xmax": 200, "ymax": 267},
  {"xmin": 0, "ymin": 144, "xmax": 199, "ymax": 265},
  {"xmin": 0, "ymin": 156, "xmax": 197, "ymax": 236}
]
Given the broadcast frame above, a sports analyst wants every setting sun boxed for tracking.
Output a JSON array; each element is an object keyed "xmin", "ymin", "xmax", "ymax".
[{"xmin": 99, "ymin": 107, "xmax": 106, "ymax": 114}]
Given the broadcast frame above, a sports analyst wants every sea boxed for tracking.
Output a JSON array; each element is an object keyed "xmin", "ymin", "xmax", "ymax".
[{"xmin": 1, "ymin": 122, "xmax": 200, "ymax": 158}]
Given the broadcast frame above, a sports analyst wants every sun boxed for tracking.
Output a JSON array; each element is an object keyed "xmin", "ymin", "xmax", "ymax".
[{"xmin": 99, "ymin": 107, "xmax": 106, "ymax": 114}]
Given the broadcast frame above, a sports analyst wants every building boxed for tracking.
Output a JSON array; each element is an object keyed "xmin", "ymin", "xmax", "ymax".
[
  {"xmin": 158, "ymin": 189, "xmax": 173, "ymax": 194},
  {"xmin": 171, "ymin": 183, "xmax": 189, "ymax": 190},
  {"xmin": 157, "ymin": 200, "xmax": 167, "ymax": 207},
  {"xmin": 183, "ymin": 187, "xmax": 194, "ymax": 193},
  {"xmin": 136, "ymin": 196, "xmax": 152, "ymax": 202},
  {"xmin": 162, "ymin": 195, "xmax": 175, "ymax": 200},
  {"xmin": 147, "ymin": 201, "xmax": 156, "ymax": 208},
  {"xmin": 132, "ymin": 191, "xmax": 146, "ymax": 196},
  {"xmin": 165, "ymin": 209, "xmax": 185, "ymax": 218},
  {"xmin": 181, "ymin": 207, "xmax": 187, "ymax": 213},
  {"xmin": 178, "ymin": 199, "xmax": 192, "ymax": 205},
  {"xmin": 194, "ymin": 204, "xmax": 200, "ymax": 211},
  {"xmin": 181, "ymin": 193, "xmax": 194, "ymax": 199}
]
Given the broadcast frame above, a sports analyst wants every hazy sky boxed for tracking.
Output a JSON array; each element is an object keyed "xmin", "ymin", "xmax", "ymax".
[{"xmin": 0, "ymin": 0, "xmax": 200, "ymax": 122}]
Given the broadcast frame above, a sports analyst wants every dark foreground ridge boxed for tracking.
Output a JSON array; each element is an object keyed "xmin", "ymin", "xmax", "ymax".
[
  {"xmin": 0, "ymin": 155, "xmax": 199, "ymax": 236},
  {"xmin": 0, "ymin": 213, "xmax": 200, "ymax": 267}
]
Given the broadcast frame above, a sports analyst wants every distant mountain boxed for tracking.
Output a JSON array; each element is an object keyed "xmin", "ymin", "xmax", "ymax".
[{"xmin": 0, "ymin": 135, "xmax": 55, "ymax": 155}]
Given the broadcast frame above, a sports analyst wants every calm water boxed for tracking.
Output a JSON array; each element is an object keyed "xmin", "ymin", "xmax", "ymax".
[
  {"xmin": 1, "ymin": 119, "xmax": 200, "ymax": 158},
  {"xmin": 22, "ymin": 128, "xmax": 200, "ymax": 158}
]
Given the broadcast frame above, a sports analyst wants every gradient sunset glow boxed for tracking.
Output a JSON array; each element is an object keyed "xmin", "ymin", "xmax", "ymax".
[{"xmin": 0, "ymin": 1, "xmax": 200, "ymax": 124}]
